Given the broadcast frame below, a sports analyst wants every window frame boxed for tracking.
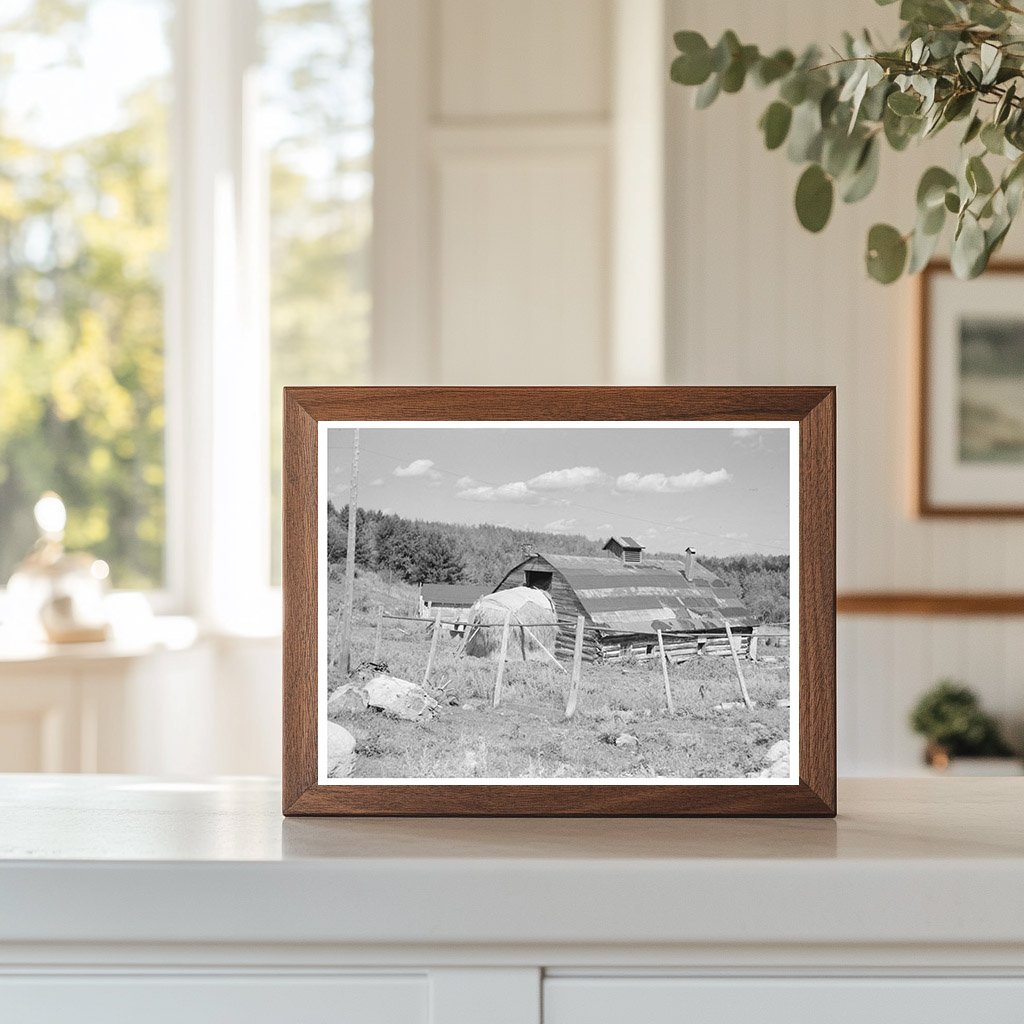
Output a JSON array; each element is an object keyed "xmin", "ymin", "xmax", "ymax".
[{"xmin": 164, "ymin": 0, "xmax": 278, "ymax": 632}]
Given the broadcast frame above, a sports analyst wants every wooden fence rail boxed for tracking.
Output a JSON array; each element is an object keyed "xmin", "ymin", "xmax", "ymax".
[{"xmin": 369, "ymin": 606, "xmax": 790, "ymax": 720}]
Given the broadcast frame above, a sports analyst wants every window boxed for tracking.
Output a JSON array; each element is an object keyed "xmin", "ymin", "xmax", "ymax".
[
  {"xmin": 0, "ymin": 0, "xmax": 172, "ymax": 589},
  {"xmin": 262, "ymin": 0, "xmax": 372, "ymax": 580},
  {"xmin": 0, "ymin": 0, "xmax": 373, "ymax": 618},
  {"xmin": 525, "ymin": 570, "xmax": 553, "ymax": 591}
]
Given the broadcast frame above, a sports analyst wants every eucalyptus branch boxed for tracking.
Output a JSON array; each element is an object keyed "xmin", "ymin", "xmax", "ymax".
[{"xmin": 670, "ymin": 0, "xmax": 1024, "ymax": 283}]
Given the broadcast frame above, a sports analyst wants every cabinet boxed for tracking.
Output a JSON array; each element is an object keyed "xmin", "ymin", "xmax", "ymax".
[{"xmin": 1, "ymin": 777, "xmax": 1022, "ymax": 1023}]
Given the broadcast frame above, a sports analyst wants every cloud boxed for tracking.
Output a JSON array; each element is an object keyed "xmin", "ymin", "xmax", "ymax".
[
  {"xmin": 542, "ymin": 517, "xmax": 577, "ymax": 533},
  {"xmin": 453, "ymin": 465, "xmax": 611, "ymax": 505},
  {"xmin": 527, "ymin": 466, "xmax": 608, "ymax": 491},
  {"xmin": 615, "ymin": 468, "xmax": 731, "ymax": 493},
  {"xmin": 456, "ymin": 481, "xmax": 541, "ymax": 504},
  {"xmin": 369, "ymin": 477, "xmax": 384, "ymax": 487},
  {"xmin": 731, "ymin": 427, "xmax": 767, "ymax": 451},
  {"xmin": 393, "ymin": 459, "xmax": 441, "ymax": 481}
]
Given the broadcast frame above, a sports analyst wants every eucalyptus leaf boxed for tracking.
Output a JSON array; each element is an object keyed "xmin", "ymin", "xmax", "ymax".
[
  {"xmin": 967, "ymin": 154, "xmax": 995, "ymax": 195},
  {"xmin": 866, "ymin": 223, "xmax": 908, "ymax": 283},
  {"xmin": 822, "ymin": 128, "xmax": 863, "ymax": 178},
  {"xmin": 980, "ymin": 42, "xmax": 1003, "ymax": 86},
  {"xmin": 962, "ymin": 115, "xmax": 983, "ymax": 145},
  {"xmin": 795, "ymin": 164, "xmax": 834, "ymax": 232},
  {"xmin": 779, "ymin": 73, "xmax": 807, "ymax": 106},
  {"xmin": 981, "ymin": 121, "xmax": 1006, "ymax": 155},
  {"xmin": 888, "ymin": 90, "xmax": 921, "ymax": 115},
  {"xmin": 760, "ymin": 101, "xmax": 793, "ymax": 150},
  {"xmin": 996, "ymin": 82, "xmax": 1017, "ymax": 124},
  {"xmin": 952, "ymin": 212, "xmax": 987, "ymax": 278},
  {"xmin": 710, "ymin": 31, "xmax": 740, "ymax": 73},
  {"xmin": 842, "ymin": 137, "xmax": 881, "ymax": 203},
  {"xmin": 908, "ymin": 222, "xmax": 942, "ymax": 273},
  {"xmin": 917, "ymin": 166, "xmax": 957, "ymax": 210},
  {"xmin": 787, "ymin": 101, "xmax": 823, "ymax": 162},
  {"xmin": 721, "ymin": 44, "xmax": 759, "ymax": 92},
  {"xmin": 970, "ymin": 2, "xmax": 1009, "ymax": 29},
  {"xmin": 694, "ymin": 73, "xmax": 721, "ymax": 109},
  {"xmin": 754, "ymin": 49, "xmax": 795, "ymax": 87}
]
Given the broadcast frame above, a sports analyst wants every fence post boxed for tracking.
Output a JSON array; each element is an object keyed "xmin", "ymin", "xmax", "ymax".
[
  {"xmin": 492, "ymin": 610, "xmax": 513, "ymax": 707},
  {"xmin": 657, "ymin": 629, "xmax": 676, "ymax": 715},
  {"xmin": 724, "ymin": 621, "xmax": 753, "ymax": 709},
  {"xmin": 748, "ymin": 631, "xmax": 758, "ymax": 662},
  {"xmin": 372, "ymin": 605, "xmax": 384, "ymax": 662},
  {"xmin": 423, "ymin": 608, "xmax": 442, "ymax": 688},
  {"xmin": 564, "ymin": 615, "xmax": 586, "ymax": 719}
]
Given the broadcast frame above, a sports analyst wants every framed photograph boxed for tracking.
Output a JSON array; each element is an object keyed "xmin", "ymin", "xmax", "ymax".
[
  {"xmin": 918, "ymin": 261, "xmax": 1024, "ymax": 516},
  {"xmin": 283, "ymin": 387, "xmax": 835, "ymax": 816}
]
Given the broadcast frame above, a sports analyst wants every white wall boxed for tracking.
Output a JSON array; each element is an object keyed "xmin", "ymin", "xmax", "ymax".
[{"xmin": 665, "ymin": 0, "xmax": 1024, "ymax": 771}]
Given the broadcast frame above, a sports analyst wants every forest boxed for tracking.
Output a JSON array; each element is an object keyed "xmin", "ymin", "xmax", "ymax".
[{"xmin": 326, "ymin": 505, "xmax": 791, "ymax": 623}]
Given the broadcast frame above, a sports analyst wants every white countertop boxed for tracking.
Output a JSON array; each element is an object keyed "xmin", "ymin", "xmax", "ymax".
[{"xmin": 1, "ymin": 775, "xmax": 1022, "ymax": 951}]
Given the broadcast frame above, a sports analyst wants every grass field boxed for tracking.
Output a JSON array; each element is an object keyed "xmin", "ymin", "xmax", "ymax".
[{"xmin": 326, "ymin": 568, "xmax": 791, "ymax": 780}]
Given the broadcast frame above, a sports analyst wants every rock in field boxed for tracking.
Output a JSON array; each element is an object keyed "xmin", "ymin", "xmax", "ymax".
[
  {"xmin": 614, "ymin": 733, "xmax": 639, "ymax": 748},
  {"xmin": 362, "ymin": 674, "xmax": 440, "ymax": 722},
  {"xmin": 325, "ymin": 721, "xmax": 357, "ymax": 778},
  {"xmin": 757, "ymin": 739, "xmax": 791, "ymax": 778}
]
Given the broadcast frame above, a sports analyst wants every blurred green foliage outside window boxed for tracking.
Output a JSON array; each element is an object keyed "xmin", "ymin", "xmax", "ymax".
[{"xmin": 0, "ymin": 0, "xmax": 171, "ymax": 588}]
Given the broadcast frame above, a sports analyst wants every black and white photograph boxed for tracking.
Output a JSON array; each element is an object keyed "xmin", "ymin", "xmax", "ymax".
[{"xmin": 318, "ymin": 422, "xmax": 797, "ymax": 785}]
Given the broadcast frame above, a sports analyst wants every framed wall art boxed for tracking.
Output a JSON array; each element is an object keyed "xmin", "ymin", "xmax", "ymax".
[
  {"xmin": 918, "ymin": 261, "xmax": 1024, "ymax": 517},
  {"xmin": 282, "ymin": 387, "xmax": 836, "ymax": 816}
]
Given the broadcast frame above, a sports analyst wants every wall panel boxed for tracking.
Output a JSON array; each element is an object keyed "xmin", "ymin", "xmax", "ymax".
[{"xmin": 437, "ymin": 150, "xmax": 608, "ymax": 384}]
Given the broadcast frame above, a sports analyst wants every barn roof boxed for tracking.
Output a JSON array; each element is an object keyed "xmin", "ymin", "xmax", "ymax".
[
  {"xmin": 529, "ymin": 553, "xmax": 755, "ymax": 634},
  {"xmin": 420, "ymin": 583, "xmax": 490, "ymax": 606},
  {"xmin": 604, "ymin": 535, "xmax": 643, "ymax": 550}
]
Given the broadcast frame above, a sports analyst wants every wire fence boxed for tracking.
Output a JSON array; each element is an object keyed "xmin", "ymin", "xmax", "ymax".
[{"xmin": 367, "ymin": 606, "xmax": 790, "ymax": 720}]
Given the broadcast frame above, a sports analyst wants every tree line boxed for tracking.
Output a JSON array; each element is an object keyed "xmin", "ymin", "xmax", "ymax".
[{"xmin": 327, "ymin": 505, "xmax": 791, "ymax": 623}]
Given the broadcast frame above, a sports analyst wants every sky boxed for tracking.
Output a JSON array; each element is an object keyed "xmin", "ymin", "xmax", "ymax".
[{"xmin": 326, "ymin": 425, "xmax": 792, "ymax": 557}]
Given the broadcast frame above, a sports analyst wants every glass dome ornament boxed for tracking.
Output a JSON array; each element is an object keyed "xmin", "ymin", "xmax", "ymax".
[{"xmin": 5, "ymin": 493, "xmax": 111, "ymax": 644}]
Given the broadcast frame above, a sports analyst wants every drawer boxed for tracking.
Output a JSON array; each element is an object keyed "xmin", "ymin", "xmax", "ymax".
[
  {"xmin": 544, "ymin": 977, "xmax": 1024, "ymax": 1024},
  {"xmin": 0, "ymin": 973, "xmax": 427, "ymax": 1024}
]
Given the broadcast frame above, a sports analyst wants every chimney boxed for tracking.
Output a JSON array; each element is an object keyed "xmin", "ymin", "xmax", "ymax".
[{"xmin": 683, "ymin": 546, "xmax": 695, "ymax": 581}]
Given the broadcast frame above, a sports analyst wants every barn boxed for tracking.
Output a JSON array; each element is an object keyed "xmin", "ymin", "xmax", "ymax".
[
  {"xmin": 417, "ymin": 583, "xmax": 491, "ymax": 620},
  {"xmin": 492, "ymin": 538, "xmax": 756, "ymax": 663}
]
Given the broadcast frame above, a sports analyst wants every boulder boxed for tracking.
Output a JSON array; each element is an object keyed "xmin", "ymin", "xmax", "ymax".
[
  {"xmin": 325, "ymin": 721, "xmax": 357, "ymax": 778},
  {"xmin": 327, "ymin": 684, "xmax": 365, "ymax": 719},
  {"xmin": 614, "ymin": 733, "xmax": 639, "ymax": 748},
  {"xmin": 757, "ymin": 739, "xmax": 791, "ymax": 778},
  {"xmin": 362, "ymin": 674, "xmax": 440, "ymax": 722}
]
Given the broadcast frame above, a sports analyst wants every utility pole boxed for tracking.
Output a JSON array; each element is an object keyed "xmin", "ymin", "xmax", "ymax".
[{"xmin": 340, "ymin": 428, "xmax": 359, "ymax": 676}]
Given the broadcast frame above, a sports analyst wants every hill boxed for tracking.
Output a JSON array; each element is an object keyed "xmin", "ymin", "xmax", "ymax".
[{"xmin": 327, "ymin": 505, "xmax": 790, "ymax": 621}]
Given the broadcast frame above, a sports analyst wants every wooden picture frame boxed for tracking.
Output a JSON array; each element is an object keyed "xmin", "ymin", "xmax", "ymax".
[
  {"xmin": 283, "ymin": 387, "xmax": 836, "ymax": 816},
  {"xmin": 917, "ymin": 260, "xmax": 1024, "ymax": 517}
]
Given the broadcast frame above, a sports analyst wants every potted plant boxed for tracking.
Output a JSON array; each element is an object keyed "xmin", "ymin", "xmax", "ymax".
[
  {"xmin": 909, "ymin": 679, "xmax": 1019, "ymax": 772},
  {"xmin": 670, "ymin": 0, "xmax": 1024, "ymax": 283}
]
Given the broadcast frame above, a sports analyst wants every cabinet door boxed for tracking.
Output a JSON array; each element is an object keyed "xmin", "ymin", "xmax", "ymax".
[
  {"xmin": 544, "ymin": 977, "xmax": 1024, "ymax": 1024},
  {"xmin": 0, "ymin": 974, "xmax": 428, "ymax": 1024}
]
